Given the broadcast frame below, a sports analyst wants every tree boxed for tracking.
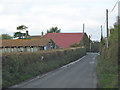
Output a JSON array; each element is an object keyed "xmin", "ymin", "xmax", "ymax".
[
  {"xmin": 0, "ymin": 34, "xmax": 12, "ymax": 40},
  {"xmin": 13, "ymin": 32, "xmax": 26, "ymax": 39},
  {"xmin": 14, "ymin": 25, "xmax": 28, "ymax": 39},
  {"xmin": 91, "ymin": 41, "xmax": 100, "ymax": 52},
  {"xmin": 47, "ymin": 27, "xmax": 61, "ymax": 33},
  {"xmin": 70, "ymin": 43, "xmax": 80, "ymax": 47},
  {"xmin": 17, "ymin": 25, "xmax": 28, "ymax": 31}
]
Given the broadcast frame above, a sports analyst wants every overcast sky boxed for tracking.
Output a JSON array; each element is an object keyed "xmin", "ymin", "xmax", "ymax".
[{"xmin": 0, "ymin": 0, "xmax": 118, "ymax": 41}]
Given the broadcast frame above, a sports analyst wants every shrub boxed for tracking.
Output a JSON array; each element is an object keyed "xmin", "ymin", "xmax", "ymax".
[{"xmin": 97, "ymin": 20, "xmax": 118, "ymax": 88}]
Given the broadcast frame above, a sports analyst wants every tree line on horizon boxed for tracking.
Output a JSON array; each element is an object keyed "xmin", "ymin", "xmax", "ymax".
[{"xmin": 0, "ymin": 25, "xmax": 61, "ymax": 40}]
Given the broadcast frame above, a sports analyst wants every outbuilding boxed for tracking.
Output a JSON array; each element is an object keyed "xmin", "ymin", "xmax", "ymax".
[{"xmin": 0, "ymin": 38, "xmax": 56, "ymax": 53}]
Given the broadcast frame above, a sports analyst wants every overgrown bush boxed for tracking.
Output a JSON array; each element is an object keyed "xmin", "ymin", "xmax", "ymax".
[
  {"xmin": 91, "ymin": 41, "xmax": 100, "ymax": 52},
  {"xmin": 2, "ymin": 47, "xmax": 86, "ymax": 88},
  {"xmin": 97, "ymin": 19, "xmax": 118, "ymax": 88},
  {"xmin": 97, "ymin": 43, "xmax": 118, "ymax": 88}
]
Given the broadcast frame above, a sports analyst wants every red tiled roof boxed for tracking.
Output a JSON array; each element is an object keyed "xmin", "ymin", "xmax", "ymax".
[{"xmin": 44, "ymin": 33, "xmax": 83, "ymax": 48}]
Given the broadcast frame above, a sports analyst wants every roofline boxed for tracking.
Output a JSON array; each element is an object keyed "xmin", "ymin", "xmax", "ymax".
[
  {"xmin": 1, "ymin": 38, "xmax": 51, "ymax": 47},
  {"xmin": 0, "ymin": 45, "xmax": 46, "ymax": 47},
  {"xmin": 46, "ymin": 32, "xmax": 84, "ymax": 34}
]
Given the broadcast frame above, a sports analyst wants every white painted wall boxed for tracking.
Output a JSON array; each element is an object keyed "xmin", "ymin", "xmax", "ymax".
[{"xmin": 44, "ymin": 46, "xmax": 47, "ymax": 50}]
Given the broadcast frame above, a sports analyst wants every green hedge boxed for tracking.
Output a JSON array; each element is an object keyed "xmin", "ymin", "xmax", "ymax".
[
  {"xmin": 2, "ymin": 47, "xmax": 86, "ymax": 88},
  {"xmin": 97, "ymin": 43, "xmax": 118, "ymax": 88},
  {"xmin": 97, "ymin": 22, "xmax": 118, "ymax": 88}
]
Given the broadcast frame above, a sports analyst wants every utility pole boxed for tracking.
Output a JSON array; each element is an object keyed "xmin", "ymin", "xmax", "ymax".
[
  {"xmin": 89, "ymin": 35, "xmax": 92, "ymax": 52},
  {"xmin": 55, "ymin": 32, "xmax": 56, "ymax": 49},
  {"xmin": 100, "ymin": 25, "xmax": 103, "ymax": 54},
  {"xmin": 106, "ymin": 9, "xmax": 109, "ymax": 48},
  {"xmin": 101, "ymin": 25, "xmax": 103, "ymax": 41},
  {"xmin": 83, "ymin": 24, "xmax": 85, "ymax": 45},
  {"xmin": 83, "ymin": 24, "xmax": 84, "ymax": 34},
  {"xmin": 101, "ymin": 25, "xmax": 102, "ymax": 37}
]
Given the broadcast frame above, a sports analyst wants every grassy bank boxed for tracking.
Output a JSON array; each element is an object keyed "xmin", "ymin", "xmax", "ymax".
[
  {"xmin": 97, "ymin": 21, "xmax": 118, "ymax": 88},
  {"xmin": 2, "ymin": 47, "xmax": 86, "ymax": 88}
]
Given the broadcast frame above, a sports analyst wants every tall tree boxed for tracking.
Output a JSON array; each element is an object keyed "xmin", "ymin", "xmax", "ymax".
[
  {"xmin": 47, "ymin": 27, "xmax": 61, "ymax": 33},
  {"xmin": 17, "ymin": 25, "xmax": 28, "ymax": 31},
  {"xmin": 0, "ymin": 34, "xmax": 12, "ymax": 40},
  {"xmin": 13, "ymin": 32, "xmax": 26, "ymax": 39},
  {"xmin": 14, "ymin": 25, "xmax": 28, "ymax": 39}
]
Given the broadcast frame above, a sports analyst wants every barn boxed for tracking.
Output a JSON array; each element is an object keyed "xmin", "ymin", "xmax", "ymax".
[
  {"xmin": 0, "ymin": 38, "xmax": 56, "ymax": 53},
  {"xmin": 44, "ymin": 33, "xmax": 89, "ymax": 49}
]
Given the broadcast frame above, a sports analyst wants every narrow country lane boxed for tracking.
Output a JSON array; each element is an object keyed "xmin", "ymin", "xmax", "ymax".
[{"xmin": 11, "ymin": 53, "xmax": 98, "ymax": 88}]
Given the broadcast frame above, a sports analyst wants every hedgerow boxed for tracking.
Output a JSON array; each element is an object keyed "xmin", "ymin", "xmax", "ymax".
[
  {"xmin": 2, "ymin": 47, "xmax": 86, "ymax": 88},
  {"xmin": 97, "ymin": 19, "xmax": 119, "ymax": 88}
]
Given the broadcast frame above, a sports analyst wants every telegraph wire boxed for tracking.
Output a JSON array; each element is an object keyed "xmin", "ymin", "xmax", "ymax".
[
  {"xmin": 109, "ymin": 0, "xmax": 119, "ymax": 13},
  {"xmin": 100, "ymin": 0, "xmax": 119, "ymax": 40}
]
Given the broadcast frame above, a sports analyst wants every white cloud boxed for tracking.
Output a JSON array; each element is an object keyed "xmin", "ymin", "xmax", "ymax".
[
  {"xmin": 0, "ymin": 15, "xmax": 18, "ymax": 34},
  {"xmin": 0, "ymin": 4, "xmax": 4, "ymax": 13},
  {"xmin": 0, "ymin": 0, "xmax": 118, "ymax": 40}
]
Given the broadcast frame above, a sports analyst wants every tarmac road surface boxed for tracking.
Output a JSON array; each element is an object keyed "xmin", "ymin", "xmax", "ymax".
[{"xmin": 11, "ymin": 53, "xmax": 98, "ymax": 88}]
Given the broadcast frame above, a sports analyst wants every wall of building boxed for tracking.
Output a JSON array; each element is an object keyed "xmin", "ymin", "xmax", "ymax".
[
  {"xmin": 0, "ymin": 46, "xmax": 46, "ymax": 53},
  {"xmin": 1, "ymin": 40, "xmax": 56, "ymax": 53},
  {"xmin": 26, "ymin": 47, "xmax": 31, "ymax": 52},
  {"xmin": 44, "ymin": 41, "xmax": 55, "ymax": 50},
  {"xmin": 0, "ymin": 48, "xmax": 2, "ymax": 53}
]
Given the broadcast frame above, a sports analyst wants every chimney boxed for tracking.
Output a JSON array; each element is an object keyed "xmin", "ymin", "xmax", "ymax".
[
  {"xmin": 26, "ymin": 30, "xmax": 29, "ymax": 38},
  {"xmin": 26, "ymin": 30, "xmax": 29, "ymax": 35},
  {"xmin": 41, "ymin": 31, "xmax": 44, "ymax": 37}
]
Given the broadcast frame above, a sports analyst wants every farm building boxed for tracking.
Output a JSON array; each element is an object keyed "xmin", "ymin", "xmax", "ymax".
[
  {"xmin": 30, "ymin": 35, "xmax": 41, "ymax": 39},
  {"xmin": 44, "ymin": 33, "xmax": 90, "ymax": 49},
  {"xmin": 0, "ymin": 38, "xmax": 56, "ymax": 53},
  {"xmin": 30, "ymin": 32, "xmax": 44, "ymax": 39}
]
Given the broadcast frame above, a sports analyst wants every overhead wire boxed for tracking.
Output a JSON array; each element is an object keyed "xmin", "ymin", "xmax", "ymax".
[
  {"xmin": 101, "ymin": 0, "xmax": 119, "ymax": 38},
  {"xmin": 109, "ymin": 0, "xmax": 119, "ymax": 13}
]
